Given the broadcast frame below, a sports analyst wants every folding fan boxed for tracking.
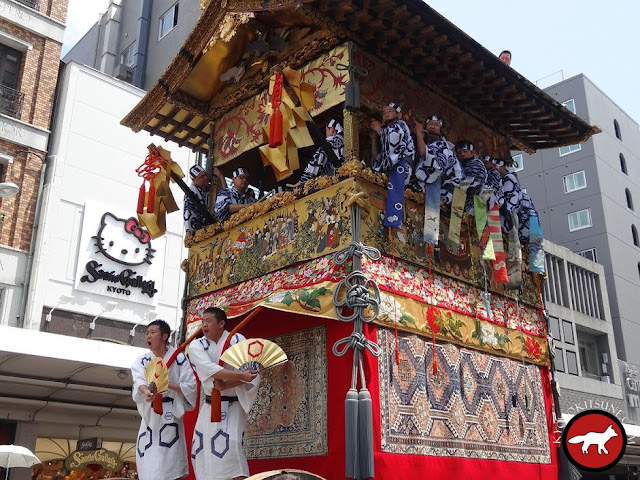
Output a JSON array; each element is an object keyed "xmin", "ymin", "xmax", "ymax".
[
  {"xmin": 220, "ymin": 338, "xmax": 288, "ymax": 372},
  {"xmin": 144, "ymin": 356, "xmax": 169, "ymax": 414}
]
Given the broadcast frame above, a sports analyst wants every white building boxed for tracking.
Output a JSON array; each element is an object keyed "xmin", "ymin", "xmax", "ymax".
[{"xmin": 0, "ymin": 61, "xmax": 198, "ymax": 479}]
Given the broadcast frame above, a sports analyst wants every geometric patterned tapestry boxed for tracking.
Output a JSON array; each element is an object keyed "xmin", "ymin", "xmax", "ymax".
[
  {"xmin": 245, "ymin": 326, "xmax": 328, "ymax": 458},
  {"xmin": 378, "ymin": 329, "xmax": 551, "ymax": 464}
]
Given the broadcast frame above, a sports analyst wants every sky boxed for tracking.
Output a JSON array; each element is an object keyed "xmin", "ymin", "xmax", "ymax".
[{"xmin": 62, "ymin": 0, "xmax": 640, "ymax": 124}]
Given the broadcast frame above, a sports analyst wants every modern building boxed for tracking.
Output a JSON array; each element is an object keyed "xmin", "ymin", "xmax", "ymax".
[
  {"xmin": 515, "ymin": 73, "xmax": 640, "ymax": 367},
  {"xmin": 543, "ymin": 241, "xmax": 623, "ymax": 419},
  {"xmin": 0, "ymin": 61, "xmax": 197, "ymax": 479},
  {"xmin": 62, "ymin": 0, "xmax": 201, "ymax": 90},
  {"xmin": 0, "ymin": 0, "xmax": 67, "ymax": 327}
]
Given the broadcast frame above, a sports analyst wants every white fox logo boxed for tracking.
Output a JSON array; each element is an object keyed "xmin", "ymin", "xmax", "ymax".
[{"xmin": 568, "ymin": 425, "xmax": 618, "ymax": 454}]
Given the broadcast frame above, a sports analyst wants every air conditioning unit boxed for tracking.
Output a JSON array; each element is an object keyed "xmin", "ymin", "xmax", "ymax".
[{"xmin": 115, "ymin": 64, "xmax": 134, "ymax": 81}]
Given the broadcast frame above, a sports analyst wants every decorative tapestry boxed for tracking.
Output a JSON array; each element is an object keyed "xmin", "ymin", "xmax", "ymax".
[{"xmin": 378, "ymin": 329, "xmax": 551, "ymax": 464}]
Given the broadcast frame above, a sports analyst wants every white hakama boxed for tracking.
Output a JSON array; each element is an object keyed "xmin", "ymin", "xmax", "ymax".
[
  {"xmin": 131, "ymin": 347, "xmax": 197, "ymax": 480},
  {"xmin": 188, "ymin": 332, "xmax": 260, "ymax": 480}
]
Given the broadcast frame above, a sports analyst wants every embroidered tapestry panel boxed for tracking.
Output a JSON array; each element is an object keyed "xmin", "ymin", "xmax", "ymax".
[
  {"xmin": 245, "ymin": 326, "xmax": 328, "ymax": 458},
  {"xmin": 378, "ymin": 329, "xmax": 551, "ymax": 463}
]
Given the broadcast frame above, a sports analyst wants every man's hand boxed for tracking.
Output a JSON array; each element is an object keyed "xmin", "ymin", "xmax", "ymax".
[
  {"xmin": 240, "ymin": 370, "xmax": 258, "ymax": 383},
  {"xmin": 139, "ymin": 385, "xmax": 154, "ymax": 402},
  {"xmin": 370, "ymin": 120, "xmax": 382, "ymax": 134},
  {"xmin": 414, "ymin": 121, "xmax": 423, "ymax": 135}
]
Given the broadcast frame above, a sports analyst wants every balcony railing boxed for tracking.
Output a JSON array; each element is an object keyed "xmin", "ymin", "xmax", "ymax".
[
  {"xmin": 0, "ymin": 84, "xmax": 25, "ymax": 120},
  {"xmin": 13, "ymin": 0, "xmax": 40, "ymax": 9}
]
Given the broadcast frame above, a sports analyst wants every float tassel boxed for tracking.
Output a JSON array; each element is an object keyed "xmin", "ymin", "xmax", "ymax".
[
  {"xmin": 345, "ymin": 388, "xmax": 360, "ymax": 478},
  {"xmin": 147, "ymin": 181, "xmax": 156, "ymax": 213},
  {"xmin": 137, "ymin": 182, "xmax": 146, "ymax": 214},
  {"xmin": 358, "ymin": 388, "xmax": 374, "ymax": 479}
]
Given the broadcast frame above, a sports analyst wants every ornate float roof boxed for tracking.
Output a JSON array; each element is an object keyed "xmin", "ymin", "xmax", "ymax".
[{"xmin": 121, "ymin": 0, "xmax": 599, "ymax": 154}]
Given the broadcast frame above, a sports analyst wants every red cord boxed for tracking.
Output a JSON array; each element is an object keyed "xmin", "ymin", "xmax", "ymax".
[{"xmin": 135, "ymin": 149, "xmax": 166, "ymax": 213}]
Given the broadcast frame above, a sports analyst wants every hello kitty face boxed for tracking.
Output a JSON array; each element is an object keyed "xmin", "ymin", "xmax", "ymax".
[{"xmin": 93, "ymin": 213, "xmax": 155, "ymax": 266}]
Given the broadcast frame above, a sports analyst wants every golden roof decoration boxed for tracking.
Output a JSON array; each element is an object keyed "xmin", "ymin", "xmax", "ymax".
[{"xmin": 122, "ymin": 0, "xmax": 599, "ymax": 155}]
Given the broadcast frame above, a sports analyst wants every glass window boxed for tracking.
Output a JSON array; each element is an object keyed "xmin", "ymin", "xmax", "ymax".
[
  {"xmin": 554, "ymin": 348, "xmax": 565, "ymax": 373},
  {"xmin": 512, "ymin": 154, "xmax": 524, "ymax": 172},
  {"xmin": 121, "ymin": 42, "xmax": 136, "ymax": 67},
  {"xmin": 549, "ymin": 316, "xmax": 561, "ymax": 341},
  {"xmin": 578, "ymin": 248, "xmax": 597, "ymax": 263},
  {"xmin": 559, "ymin": 143, "xmax": 582, "ymax": 156},
  {"xmin": 159, "ymin": 3, "xmax": 179, "ymax": 40},
  {"xmin": 633, "ymin": 225, "xmax": 639, "ymax": 247},
  {"xmin": 626, "ymin": 189, "xmax": 634, "ymax": 210},
  {"xmin": 579, "ymin": 338, "xmax": 599, "ymax": 377},
  {"xmin": 568, "ymin": 209, "xmax": 592, "ymax": 232},
  {"xmin": 620, "ymin": 153, "xmax": 628, "ymax": 174},
  {"xmin": 562, "ymin": 320, "xmax": 574, "ymax": 345},
  {"xmin": 563, "ymin": 170, "xmax": 587, "ymax": 193},
  {"xmin": 559, "ymin": 99, "xmax": 581, "ymax": 156},
  {"xmin": 566, "ymin": 350, "xmax": 579, "ymax": 376},
  {"xmin": 614, "ymin": 119, "xmax": 622, "ymax": 140}
]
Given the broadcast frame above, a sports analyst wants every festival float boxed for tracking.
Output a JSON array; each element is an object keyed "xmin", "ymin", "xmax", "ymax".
[{"xmin": 121, "ymin": 1, "xmax": 598, "ymax": 479}]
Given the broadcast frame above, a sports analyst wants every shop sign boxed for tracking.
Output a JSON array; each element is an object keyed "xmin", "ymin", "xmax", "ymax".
[
  {"xmin": 622, "ymin": 362, "xmax": 640, "ymax": 409},
  {"xmin": 77, "ymin": 437, "xmax": 102, "ymax": 451},
  {"xmin": 74, "ymin": 202, "xmax": 166, "ymax": 306},
  {"xmin": 64, "ymin": 448, "xmax": 123, "ymax": 471}
]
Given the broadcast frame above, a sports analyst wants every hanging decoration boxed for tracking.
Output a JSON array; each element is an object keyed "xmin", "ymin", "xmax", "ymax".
[
  {"xmin": 135, "ymin": 144, "xmax": 185, "ymax": 238},
  {"xmin": 259, "ymin": 67, "xmax": 316, "ymax": 181}
]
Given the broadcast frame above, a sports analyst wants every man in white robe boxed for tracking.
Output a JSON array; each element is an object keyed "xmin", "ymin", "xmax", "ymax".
[
  {"xmin": 131, "ymin": 319, "xmax": 198, "ymax": 480},
  {"xmin": 188, "ymin": 307, "xmax": 259, "ymax": 480}
]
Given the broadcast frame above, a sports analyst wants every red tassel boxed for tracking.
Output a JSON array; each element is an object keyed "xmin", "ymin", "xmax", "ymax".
[
  {"xmin": 147, "ymin": 181, "xmax": 156, "ymax": 213},
  {"xmin": 137, "ymin": 182, "xmax": 146, "ymax": 214},
  {"xmin": 151, "ymin": 383, "xmax": 162, "ymax": 415},
  {"xmin": 269, "ymin": 108, "xmax": 283, "ymax": 148},
  {"xmin": 269, "ymin": 72, "xmax": 284, "ymax": 148},
  {"xmin": 432, "ymin": 333, "xmax": 438, "ymax": 376}
]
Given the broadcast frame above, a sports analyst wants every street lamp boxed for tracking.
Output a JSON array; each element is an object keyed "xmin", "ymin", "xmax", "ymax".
[
  {"xmin": 88, "ymin": 301, "xmax": 118, "ymax": 333},
  {"xmin": 0, "ymin": 182, "xmax": 19, "ymax": 198}
]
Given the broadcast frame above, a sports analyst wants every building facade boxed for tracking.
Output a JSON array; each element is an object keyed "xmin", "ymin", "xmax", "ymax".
[
  {"xmin": 63, "ymin": 0, "xmax": 201, "ymax": 90},
  {"xmin": 0, "ymin": 62, "xmax": 197, "ymax": 480},
  {"xmin": 0, "ymin": 0, "xmax": 67, "ymax": 328},
  {"xmin": 515, "ymin": 74, "xmax": 640, "ymax": 366},
  {"xmin": 543, "ymin": 242, "xmax": 624, "ymax": 420}
]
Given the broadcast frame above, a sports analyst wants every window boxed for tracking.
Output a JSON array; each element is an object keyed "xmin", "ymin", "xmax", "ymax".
[
  {"xmin": 627, "ymin": 189, "xmax": 634, "ymax": 210},
  {"xmin": 578, "ymin": 248, "xmax": 597, "ymax": 263},
  {"xmin": 620, "ymin": 153, "xmax": 628, "ymax": 174},
  {"xmin": 562, "ymin": 320, "xmax": 575, "ymax": 345},
  {"xmin": 549, "ymin": 316, "xmax": 561, "ymax": 341},
  {"xmin": 566, "ymin": 350, "xmax": 579, "ymax": 376},
  {"xmin": 579, "ymin": 338, "xmax": 599, "ymax": 377},
  {"xmin": 559, "ymin": 143, "xmax": 581, "ymax": 157},
  {"xmin": 121, "ymin": 42, "xmax": 136, "ymax": 67},
  {"xmin": 554, "ymin": 348, "xmax": 565, "ymax": 373},
  {"xmin": 563, "ymin": 170, "xmax": 587, "ymax": 193},
  {"xmin": 0, "ymin": 44, "xmax": 24, "ymax": 119},
  {"xmin": 614, "ymin": 119, "xmax": 622, "ymax": 140},
  {"xmin": 158, "ymin": 3, "xmax": 179, "ymax": 40},
  {"xmin": 568, "ymin": 209, "xmax": 592, "ymax": 232},
  {"xmin": 638, "ymin": 262, "xmax": 640, "ymax": 280},
  {"xmin": 559, "ymin": 99, "xmax": 581, "ymax": 156},
  {"xmin": 512, "ymin": 153, "xmax": 524, "ymax": 172},
  {"xmin": 633, "ymin": 225, "xmax": 639, "ymax": 247}
]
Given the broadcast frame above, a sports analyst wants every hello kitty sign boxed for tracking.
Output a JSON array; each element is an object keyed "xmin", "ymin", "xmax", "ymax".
[{"xmin": 75, "ymin": 203, "xmax": 166, "ymax": 305}]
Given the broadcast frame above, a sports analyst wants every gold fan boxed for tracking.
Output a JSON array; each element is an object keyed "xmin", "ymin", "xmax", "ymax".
[
  {"xmin": 220, "ymin": 339, "xmax": 288, "ymax": 372},
  {"xmin": 144, "ymin": 357, "xmax": 169, "ymax": 414}
]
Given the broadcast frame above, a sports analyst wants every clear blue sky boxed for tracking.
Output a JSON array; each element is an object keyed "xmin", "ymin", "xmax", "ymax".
[{"xmin": 63, "ymin": 0, "xmax": 640, "ymax": 124}]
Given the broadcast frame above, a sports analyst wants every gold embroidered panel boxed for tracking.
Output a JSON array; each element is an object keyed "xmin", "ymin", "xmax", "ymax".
[
  {"xmin": 187, "ymin": 180, "xmax": 352, "ymax": 295},
  {"xmin": 211, "ymin": 43, "xmax": 350, "ymax": 166}
]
